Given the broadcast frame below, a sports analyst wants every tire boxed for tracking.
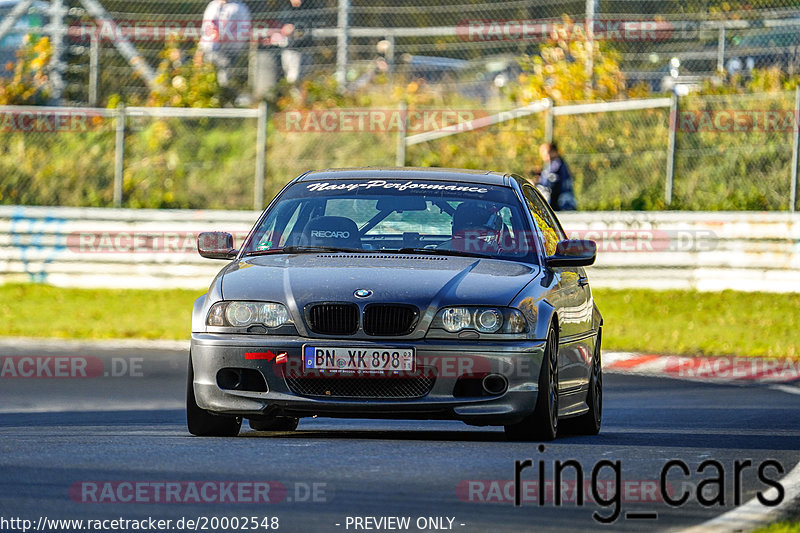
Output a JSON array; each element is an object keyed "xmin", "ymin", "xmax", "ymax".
[
  {"xmin": 186, "ymin": 355, "xmax": 242, "ymax": 437},
  {"xmin": 505, "ymin": 322, "xmax": 559, "ymax": 441},
  {"xmin": 568, "ymin": 330, "xmax": 602, "ymax": 436},
  {"xmin": 248, "ymin": 417, "xmax": 300, "ymax": 432}
]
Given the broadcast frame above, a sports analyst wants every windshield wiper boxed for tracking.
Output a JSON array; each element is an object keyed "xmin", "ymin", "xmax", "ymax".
[
  {"xmin": 245, "ymin": 246, "xmax": 364, "ymax": 256},
  {"xmin": 389, "ymin": 247, "xmax": 493, "ymax": 259}
]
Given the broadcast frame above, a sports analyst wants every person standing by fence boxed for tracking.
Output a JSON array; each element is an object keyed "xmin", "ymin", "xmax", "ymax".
[
  {"xmin": 196, "ymin": 0, "xmax": 252, "ymax": 88},
  {"xmin": 274, "ymin": 0, "xmax": 315, "ymax": 84},
  {"xmin": 538, "ymin": 141, "xmax": 577, "ymax": 211}
]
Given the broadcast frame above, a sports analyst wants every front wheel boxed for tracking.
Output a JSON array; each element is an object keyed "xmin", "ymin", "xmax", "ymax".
[
  {"xmin": 186, "ymin": 355, "xmax": 242, "ymax": 437},
  {"xmin": 505, "ymin": 322, "xmax": 559, "ymax": 441}
]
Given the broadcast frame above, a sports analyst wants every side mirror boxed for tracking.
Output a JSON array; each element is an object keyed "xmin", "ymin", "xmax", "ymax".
[
  {"xmin": 197, "ymin": 232, "xmax": 237, "ymax": 260},
  {"xmin": 547, "ymin": 239, "xmax": 596, "ymax": 267}
]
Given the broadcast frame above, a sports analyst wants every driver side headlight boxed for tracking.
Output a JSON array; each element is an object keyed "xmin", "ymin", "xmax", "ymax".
[
  {"xmin": 430, "ymin": 307, "xmax": 529, "ymax": 335},
  {"xmin": 206, "ymin": 301, "xmax": 291, "ymax": 328}
]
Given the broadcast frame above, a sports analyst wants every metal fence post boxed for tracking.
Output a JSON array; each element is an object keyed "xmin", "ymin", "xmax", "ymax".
[
  {"xmin": 254, "ymin": 101, "xmax": 268, "ymax": 211},
  {"xmin": 791, "ymin": 86, "xmax": 800, "ymax": 212},
  {"xmin": 544, "ymin": 98, "xmax": 554, "ymax": 143},
  {"xmin": 89, "ymin": 34, "xmax": 100, "ymax": 107},
  {"xmin": 335, "ymin": 0, "xmax": 350, "ymax": 87},
  {"xmin": 716, "ymin": 26, "xmax": 726, "ymax": 73},
  {"xmin": 395, "ymin": 101, "xmax": 407, "ymax": 167},
  {"xmin": 48, "ymin": 0, "xmax": 67, "ymax": 103},
  {"xmin": 665, "ymin": 91, "xmax": 679, "ymax": 206},
  {"xmin": 584, "ymin": 0, "xmax": 596, "ymax": 93},
  {"xmin": 113, "ymin": 104, "xmax": 126, "ymax": 208}
]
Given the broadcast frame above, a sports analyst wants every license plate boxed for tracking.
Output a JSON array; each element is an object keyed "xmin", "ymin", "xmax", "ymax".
[{"xmin": 303, "ymin": 346, "xmax": 415, "ymax": 372}]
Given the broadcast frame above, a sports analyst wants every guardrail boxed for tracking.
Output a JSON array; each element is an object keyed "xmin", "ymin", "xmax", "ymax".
[
  {"xmin": 0, "ymin": 206, "xmax": 259, "ymax": 289},
  {"xmin": 563, "ymin": 211, "xmax": 800, "ymax": 292},
  {"xmin": 2, "ymin": 206, "xmax": 799, "ymax": 292}
]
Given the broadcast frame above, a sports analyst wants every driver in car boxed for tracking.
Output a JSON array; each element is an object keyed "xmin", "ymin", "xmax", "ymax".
[{"xmin": 442, "ymin": 202, "xmax": 506, "ymax": 254}]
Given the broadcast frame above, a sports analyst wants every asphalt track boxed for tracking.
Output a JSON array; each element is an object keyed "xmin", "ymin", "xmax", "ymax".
[{"xmin": 1, "ymin": 340, "xmax": 799, "ymax": 533}]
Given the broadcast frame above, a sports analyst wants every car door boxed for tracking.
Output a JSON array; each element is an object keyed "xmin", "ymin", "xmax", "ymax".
[{"xmin": 522, "ymin": 185, "xmax": 592, "ymax": 392}]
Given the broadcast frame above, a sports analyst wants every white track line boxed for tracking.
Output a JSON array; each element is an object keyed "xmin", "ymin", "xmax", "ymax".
[
  {"xmin": 682, "ymin": 459, "xmax": 800, "ymax": 533},
  {"xmin": 770, "ymin": 384, "xmax": 800, "ymax": 396},
  {"xmin": 0, "ymin": 401, "xmax": 184, "ymax": 414},
  {"xmin": 0, "ymin": 337, "xmax": 189, "ymax": 351}
]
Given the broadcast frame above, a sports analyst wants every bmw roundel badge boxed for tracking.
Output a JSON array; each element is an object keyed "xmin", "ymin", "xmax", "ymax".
[{"xmin": 354, "ymin": 289, "xmax": 373, "ymax": 299}]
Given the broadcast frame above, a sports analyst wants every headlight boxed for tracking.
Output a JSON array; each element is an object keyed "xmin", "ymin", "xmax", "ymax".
[
  {"xmin": 227, "ymin": 302, "xmax": 259, "ymax": 327},
  {"xmin": 206, "ymin": 301, "xmax": 291, "ymax": 328},
  {"xmin": 261, "ymin": 303, "xmax": 290, "ymax": 327},
  {"xmin": 475, "ymin": 309, "xmax": 503, "ymax": 333},
  {"xmin": 441, "ymin": 307, "xmax": 472, "ymax": 332},
  {"xmin": 431, "ymin": 307, "xmax": 528, "ymax": 335}
]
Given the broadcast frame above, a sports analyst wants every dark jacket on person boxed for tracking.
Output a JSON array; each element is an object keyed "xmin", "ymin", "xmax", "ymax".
[
  {"xmin": 539, "ymin": 157, "xmax": 577, "ymax": 211},
  {"xmin": 277, "ymin": 1, "xmax": 319, "ymax": 48}
]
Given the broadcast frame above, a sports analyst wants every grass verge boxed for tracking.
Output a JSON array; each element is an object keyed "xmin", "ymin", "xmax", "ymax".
[
  {"xmin": 755, "ymin": 515, "xmax": 800, "ymax": 533},
  {"xmin": 593, "ymin": 288, "xmax": 800, "ymax": 359},
  {"xmin": 0, "ymin": 284, "xmax": 202, "ymax": 340},
  {"xmin": 1, "ymin": 284, "xmax": 799, "ymax": 359}
]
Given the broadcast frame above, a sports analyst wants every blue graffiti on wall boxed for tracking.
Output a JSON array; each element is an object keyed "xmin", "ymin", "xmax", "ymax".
[{"xmin": 9, "ymin": 207, "xmax": 68, "ymax": 283}]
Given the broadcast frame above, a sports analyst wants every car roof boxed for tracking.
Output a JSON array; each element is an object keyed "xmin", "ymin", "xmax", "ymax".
[{"xmin": 295, "ymin": 167, "xmax": 511, "ymax": 187}]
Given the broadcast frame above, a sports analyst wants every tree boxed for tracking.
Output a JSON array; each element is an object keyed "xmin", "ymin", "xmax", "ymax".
[{"xmin": 0, "ymin": 35, "xmax": 51, "ymax": 105}]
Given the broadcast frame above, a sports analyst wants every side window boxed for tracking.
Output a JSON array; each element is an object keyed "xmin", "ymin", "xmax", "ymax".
[{"xmin": 522, "ymin": 185, "xmax": 560, "ymax": 256}]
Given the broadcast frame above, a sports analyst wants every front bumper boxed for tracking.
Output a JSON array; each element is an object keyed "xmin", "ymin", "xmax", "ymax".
[{"xmin": 190, "ymin": 333, "xmax": 545, "ymax": 426}]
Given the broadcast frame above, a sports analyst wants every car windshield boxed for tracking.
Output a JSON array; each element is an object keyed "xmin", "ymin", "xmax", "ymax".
[{"xmin": 242, "ymin": 178, "xmax": 539, "ymax": 263}]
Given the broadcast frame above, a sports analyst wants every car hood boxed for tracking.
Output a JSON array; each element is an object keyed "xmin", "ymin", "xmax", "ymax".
[{"xmin": 221, "ymin": 253, "xmax": 539, "ymax": 312}]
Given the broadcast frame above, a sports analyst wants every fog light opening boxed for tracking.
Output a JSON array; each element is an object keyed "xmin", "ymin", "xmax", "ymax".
[{"xmin": 481, "ymin": 374, "xmax": 508, "ymax": 395}]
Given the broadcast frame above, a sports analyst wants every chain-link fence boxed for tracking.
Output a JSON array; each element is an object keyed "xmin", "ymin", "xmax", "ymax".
[
  {"xmin": 0, "ymin": 107, "xmax": 116, "ymax": 205},
  {"xmin": 0, "ymin": 106, "xmax": 265, "ymax": 209},
  {"xmin": 5, "ymin": 90, "xmax": 797, "ymax": 210},
  {"xmin": 123, "ymin": 110, "xmax": 262, "ymax": 209},
  {"xmin": 3, "ymin": 1, "xmax": 800, "ymax": 211},
  {"xmin": 554, "ymin": 104, "xmax": 671, "ymax": 210},
  {"xmin": 675, "ymin": 91, "xmax": 795, "ymax": 210},
  {"xmin": 3, "ymin": 0, "xmax": 800, "ymax": 105},
  {"xmin": 402, "ymin": 90, "xmax": 800, "ymax": 211}
]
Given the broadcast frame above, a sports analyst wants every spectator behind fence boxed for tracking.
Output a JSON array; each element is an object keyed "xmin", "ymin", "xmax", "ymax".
[
  {"xmin": 196, "ymin": 0, "xmax": 252, "ymax": 87},
  {"xmin": 538, "ymin": 142, "xmax": 577, "ymax": 211},
  {"xmin": 273, "ymin": 0, "xmax": 315, "ymax": 84}
]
